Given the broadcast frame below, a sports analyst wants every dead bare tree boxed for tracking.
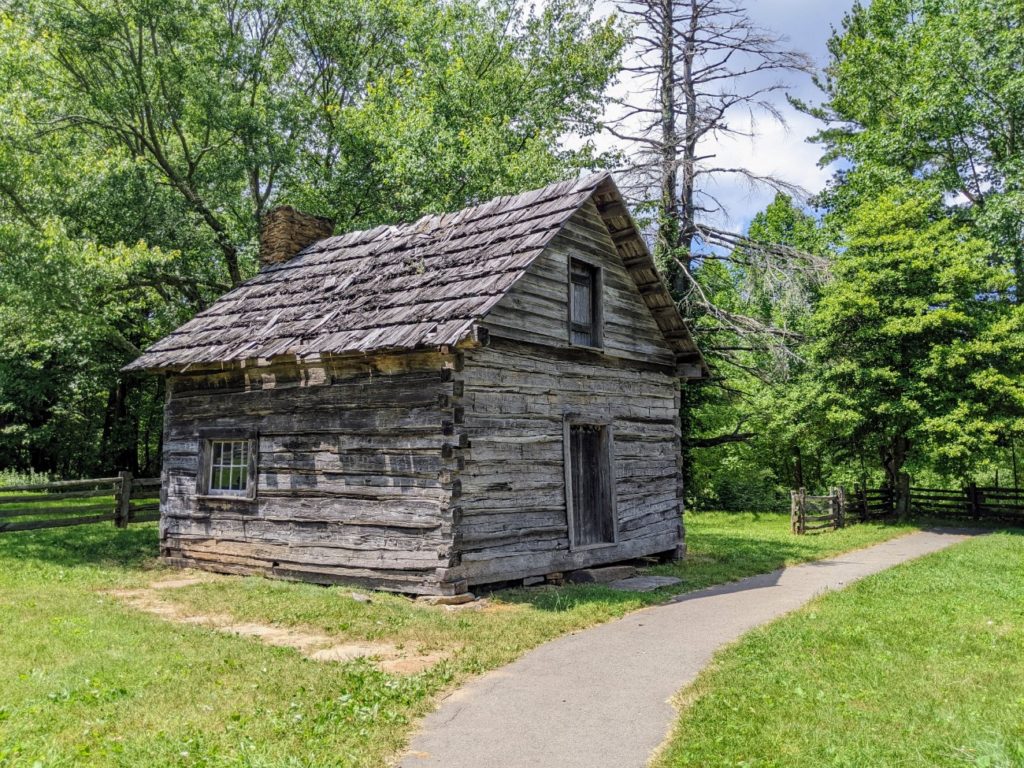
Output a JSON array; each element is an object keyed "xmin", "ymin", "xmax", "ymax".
[
  {"xmin": 608, "ymin": 0, "xmax": 817, "ymax": 345},
  {"xmin": 607, "ymin": 1, "xmax": 820, "ymax": 467}
]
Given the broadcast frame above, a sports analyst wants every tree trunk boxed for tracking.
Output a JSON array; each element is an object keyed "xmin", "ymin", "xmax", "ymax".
[
  {"xmin": 792, "ymin": 444, "xmax": 804, "ymax": 489},
  {"xmin": 880, "ymin": 434, "xmax": 910, "ymax": 520},
  {"xmin": 656, "ymin": 0, "xmax": 680, "ymax": 277}
]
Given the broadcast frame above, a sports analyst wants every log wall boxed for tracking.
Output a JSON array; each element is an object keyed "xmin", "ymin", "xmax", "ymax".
[
  {"xmin": 482, "ymin": 198, "xmax": 677, "ymax": 368},
  {"xmin": 156, "ymin": 198, "xmax": 685, "ymax": 593},
  {"xmin": 159, "ymin": 351, "xmax": 465, "ymax": 595},
  {"xmin": 450, "ymin": 341, "xmax": 683, "ymax": 585},
  {"xmin": 455, "ymin": 201, "xmax": 685, "ymax": 585}
]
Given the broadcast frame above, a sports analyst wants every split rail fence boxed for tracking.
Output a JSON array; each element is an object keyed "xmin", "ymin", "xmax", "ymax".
[
  {"xmin": 0, "ymin": 472, "xmax": 160, "ymax": 533},
  {"xmin": 792, "ymin": 482, "xmax": 1024, "ymax": 534},
  {"xmin": 910, "ymin": 484, "xmax": 1024, "ymax": 523}
]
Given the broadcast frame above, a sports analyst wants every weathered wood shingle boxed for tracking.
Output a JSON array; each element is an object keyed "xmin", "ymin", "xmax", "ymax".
[{"xmin": 126, "ymin": 173, "xmax": 704, "ymax": 374}]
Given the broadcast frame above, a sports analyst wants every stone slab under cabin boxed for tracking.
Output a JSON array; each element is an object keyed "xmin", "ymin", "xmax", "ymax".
[{"xmin": 125, "ymin": 173, "xmax": 707, "ymax": 595}]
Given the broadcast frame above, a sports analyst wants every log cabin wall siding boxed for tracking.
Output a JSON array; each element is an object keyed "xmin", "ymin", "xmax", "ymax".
[
  {"xmin": 482, "ymin": 199, "xmax": 677, "ymax": 366},
  {"xmin": 131, "ymin": 173, "xmax": 703, "ymax": 594},
  {"xmin": 159, "ymin": 351, "xmax": 466, "ymax": 595},
  {"xmin": 453, "ymin": 342, "xmax": 682, "ymax": 585},
  {"xmin": 451, "ymin": 202, "xmax": 685, "ymax": 585}
]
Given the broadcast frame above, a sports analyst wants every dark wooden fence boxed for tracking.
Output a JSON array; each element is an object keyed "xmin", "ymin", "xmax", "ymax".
[
  {"xmin": 0, "ymin": 472, "xmax": 160, "ymax": 533},
  {"xmin": 845, "ymin": 485, "xmax": 896, "ymax": 522},
  {"xmin": 792, "ymin": 482, "xmax": 1024, "ymax": 534},
  {"xmin": 910, "ymin": 484, "xmax": 1024, "ymax": 522}
]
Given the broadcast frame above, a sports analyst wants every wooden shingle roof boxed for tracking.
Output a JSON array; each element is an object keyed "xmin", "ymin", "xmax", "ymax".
[{"xmin": 126, "ymin": 173, "xmax": 705, "ymax": 376}]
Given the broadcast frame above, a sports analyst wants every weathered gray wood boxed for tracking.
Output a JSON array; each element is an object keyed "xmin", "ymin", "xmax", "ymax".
[
  {"xmin": 0, "ymin": 502, "xmax": 114, "ymax": 520},
  {"xmin": 145, "ymin": 178, "xmax": 693, "ymax": 594},
  {"xmin": 0, "ymin": 478, "xmax": 119, "ymax": 493},
  {"xmin": 0, "ymin": 514, "xmax": 113, "ymax": 532},
  {"xmin": 115, "ymin": 471, "xmax": 132, "ymax": 528},
  {"xmin": 158, "ymin": 354, "xmax": 459, "ymax": 592},
  {"xmin": 451, "ymin": 341, "xmax": 681, "ymax": 585},
  {"xmin": 481, "ymin": 200, "xmax": 678, "ymax": 366}
]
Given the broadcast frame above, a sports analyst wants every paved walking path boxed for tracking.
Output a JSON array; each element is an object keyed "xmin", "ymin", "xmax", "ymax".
[{"xmin": 402, "ymin": 529, "xmax": 976, "ymax": 768}]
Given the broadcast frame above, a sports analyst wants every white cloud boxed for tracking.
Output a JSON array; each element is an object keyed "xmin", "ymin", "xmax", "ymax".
[{"xmin": 588, "ymin": 0, "xmax": 852, "ymax": 233}]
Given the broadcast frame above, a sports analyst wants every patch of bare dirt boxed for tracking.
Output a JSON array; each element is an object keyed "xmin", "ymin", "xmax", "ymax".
[{"xmin": 105, "ymin": 578, "xmax": 449, "ymax": 674}]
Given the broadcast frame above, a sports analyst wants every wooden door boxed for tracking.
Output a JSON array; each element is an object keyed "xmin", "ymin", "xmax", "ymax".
[{"xmin": 567, "ymin": 423, "xmax": 615, "ymax": 547}]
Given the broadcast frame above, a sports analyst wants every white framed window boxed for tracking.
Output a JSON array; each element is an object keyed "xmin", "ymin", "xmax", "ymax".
[{"xmin": 198, "ymin": 434, "xmax": 257, "ymax": 499}]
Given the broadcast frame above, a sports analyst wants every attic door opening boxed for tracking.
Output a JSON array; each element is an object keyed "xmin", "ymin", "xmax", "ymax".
[
  {"xmin": 569, "ymin": 259, "xmax": 601, "ymax": 347},
  {"xmin": 566, "ymin": 423, "xmax": 616, "ymax": 548}
]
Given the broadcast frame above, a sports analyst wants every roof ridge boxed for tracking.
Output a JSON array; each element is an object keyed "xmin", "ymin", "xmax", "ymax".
[
  {"xmin": 124, "ymin": 171, "xmax": 659, "ymax": 373},
  {"xmin": 264, "ymin": 172, "xmax": 611, "ymax": 271}
]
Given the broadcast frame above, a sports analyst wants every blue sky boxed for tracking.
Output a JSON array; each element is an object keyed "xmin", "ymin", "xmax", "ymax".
[{"xmin": 595, "ymin": 0, "xmax": 854, "ymax": 234}]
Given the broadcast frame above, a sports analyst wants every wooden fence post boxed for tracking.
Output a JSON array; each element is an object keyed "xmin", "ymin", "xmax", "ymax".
[
  {"xmin": 790, "ymin": 487, "xmax": 807, "ymax": 534},
  {"xmin": 790, "ymin": 490, "xmax": 798, "ymax": 534},
  {"xmin": 835, "ymin": 486, "xmax": 847, "ymax": 529},
  {"xmin": 115, "ymin": 471, "xmax": 132, "ymax": 528},
  {"xmin": 967, "ymin": 482, "xmax": 981, "ymax": 520}
]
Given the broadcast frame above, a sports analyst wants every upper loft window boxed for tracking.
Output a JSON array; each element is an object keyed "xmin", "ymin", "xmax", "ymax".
[
  {"xmin": 203, "ymin": 438, "xmax": 255, "ymax": 497},
  {"xmin": 569, "ymin": 259, "xmax": 602, "ymax": 348}
]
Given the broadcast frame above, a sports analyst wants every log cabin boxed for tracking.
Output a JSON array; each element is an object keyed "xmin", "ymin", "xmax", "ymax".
[{"xmin": 125, "ymin": 173, "xmax": 707, "ymax": 595}]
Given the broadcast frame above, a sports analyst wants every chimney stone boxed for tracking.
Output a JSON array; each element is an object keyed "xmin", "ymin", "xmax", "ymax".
[{"xmin": 259, "ymin": 206, "xmax": 334, "ymax": 269}]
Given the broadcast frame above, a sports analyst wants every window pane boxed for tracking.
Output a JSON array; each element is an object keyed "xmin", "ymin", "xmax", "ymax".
[{"xmin": 208, "ymin": 439, "xmax": 251, "ymax": 495}]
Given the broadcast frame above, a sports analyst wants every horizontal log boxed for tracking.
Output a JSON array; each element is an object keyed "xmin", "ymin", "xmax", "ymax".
[
  {"xmin": 0, "ymin": 502, "xmax": 113, "ymax": 520},
  {"xmin": 0, "ymin": 488, "xmax": 116, "ymax": 504},
  {"xmin": 455, "ymin": 529, "xmax": 679, "ymax": 584},
  {"xmin": 801, "ymin": 514, "xmax": 836, "ymax": 523},
  {"xmin": 0, "ymin": 477, "xmax": 119, "ymax": 492},
  {"xmin": 165, "ymin": 536, "xmax": 442, "ymax": 571},
  {"xmin": 160, "ymin": 553, "xmax": 451, "ymax": 595},
  {"xmin": 130, "ymin": 513, "xmax": 161, "ymax": 523},
  {"xmin": 0, "ymin": 514, "xmax": 112, "ymax": 532}
]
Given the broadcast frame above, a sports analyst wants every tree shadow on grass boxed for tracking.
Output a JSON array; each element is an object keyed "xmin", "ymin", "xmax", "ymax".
[
  {"xmin": 495, "ymin": 531, "xmax": 822, "ymax": 613},
  {"xmin": 0, "ymin": 522, "xmax": 159, "ymax": 571}
]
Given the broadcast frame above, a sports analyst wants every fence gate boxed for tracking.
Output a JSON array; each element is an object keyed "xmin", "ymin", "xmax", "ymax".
[{"xmin": 790, "ymin": 487, "xmax": 846, "ymax": 534}]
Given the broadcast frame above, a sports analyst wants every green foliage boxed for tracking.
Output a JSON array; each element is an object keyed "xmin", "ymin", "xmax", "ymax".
[
  {"xmin": 776, "ymin": 0, "xmax": 1024, "ymax": 490},
  {"xmin": 0, "ymin": 0, "xmax": 623, "ymax": 475},
  {"xmin": 689, "ymin": 194, "xmax": 829, "ymax": 509},
  {"xmin": 656, "ymin": 532, "xmax": 1024, "ymax": 768},
  {"xmin": 800, "ymin": 184, "xmax": 1023, "ymax": 481}
]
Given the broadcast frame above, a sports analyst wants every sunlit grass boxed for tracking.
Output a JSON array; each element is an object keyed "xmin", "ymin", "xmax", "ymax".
[
  {"xmin": 654, "ymin": 531, "xmax": 1024, "ymax": 768},
  {"xmin": 0, "ymin": 512, "xmax": 915, "ymax": 767}
]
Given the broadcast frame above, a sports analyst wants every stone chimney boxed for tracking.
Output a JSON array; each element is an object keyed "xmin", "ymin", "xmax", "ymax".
[{"xmin": 259, "ymin": 205, "xmax": 334, "ymax": 269}]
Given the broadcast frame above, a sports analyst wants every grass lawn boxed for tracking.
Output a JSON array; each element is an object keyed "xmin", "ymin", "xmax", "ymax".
[
  {"xmin": 654, "ymin": 530, "xmax": 1024, "ymax": 768},
  {"xmin": 0, "ymin": 512, "xmax": 913, "ymax": 767}
]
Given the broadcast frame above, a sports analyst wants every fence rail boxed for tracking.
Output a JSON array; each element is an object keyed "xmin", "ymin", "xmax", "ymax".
[
  {"xmin": 792, "ymin": 481, "xmax": 1024, "ymax": 534},
  {"xmin": 911, "ymin": 484, "xmax": 1024, "ymax": 522},
  {"xmin": 0, "ymin": 473, "xmax": 159, "ymax": 533}
]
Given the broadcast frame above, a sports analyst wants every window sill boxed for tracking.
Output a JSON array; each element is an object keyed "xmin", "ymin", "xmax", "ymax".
[{"xmin": 194, "ymin": 494, "xmax": 258, "ymax": 504}]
